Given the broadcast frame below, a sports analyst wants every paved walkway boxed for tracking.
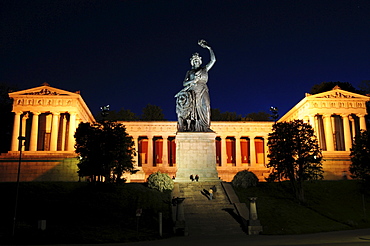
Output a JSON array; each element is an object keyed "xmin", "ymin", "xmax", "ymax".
[
  {"xmin": 113, "ymin": 228, "xmax": 370, "ymax": 246},
  {"xmin": 175, "ymin": 181, "xmax": 246, "ymax": 236}
]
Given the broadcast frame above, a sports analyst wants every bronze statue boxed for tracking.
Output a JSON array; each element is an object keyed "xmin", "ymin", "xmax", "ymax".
[{"xmin": 175, "ymin": 40, "xmax": 216, "ymax": 132}]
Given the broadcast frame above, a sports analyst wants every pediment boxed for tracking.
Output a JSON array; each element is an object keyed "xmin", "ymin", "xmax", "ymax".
[
  {"xmin": 9, "ymin": 84, "xmax": 79, "ymax": 97},
  {"xmin": 306, "ymin": 88, "xmax": 370, "ymax": 100}
]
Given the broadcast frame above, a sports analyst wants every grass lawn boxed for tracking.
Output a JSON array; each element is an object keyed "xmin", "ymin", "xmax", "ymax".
[
  {"xmin": 1, "ymin": 180, "xmax": 369, "ymax": 244},
  {"xmin": 0, "ymin": 182, "xmax": 172, "ymax": 244},
  {"xmin": 234, "ymin": 180, "xmax": 370, "ymax": 235}
]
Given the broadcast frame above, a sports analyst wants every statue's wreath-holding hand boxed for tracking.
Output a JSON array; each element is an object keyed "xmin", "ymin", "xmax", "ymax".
[{"xmin": 198, "ymin": 39, "xmax": 210, "ymax": 49}]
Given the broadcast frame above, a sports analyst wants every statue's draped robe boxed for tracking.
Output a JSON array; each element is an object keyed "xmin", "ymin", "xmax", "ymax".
[{"xmin": 176, "ymin": 67, "xmax": 211, "ymax": 132}]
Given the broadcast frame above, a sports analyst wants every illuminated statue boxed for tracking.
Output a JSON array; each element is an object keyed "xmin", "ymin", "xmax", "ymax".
[{"xmin": 175, "ymin": 40, "xmax": 216, "ymax": 132}]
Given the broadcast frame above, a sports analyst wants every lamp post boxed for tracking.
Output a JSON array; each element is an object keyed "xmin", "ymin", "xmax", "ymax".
[{"xmin": 12, "ymin": 136, "xmax": 27, "ymax": 236}]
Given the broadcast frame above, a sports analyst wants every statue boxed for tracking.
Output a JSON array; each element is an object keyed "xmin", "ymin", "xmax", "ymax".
[{"xmin": 175, "ymin": 40, "xmax": 216, "ymax": 132}]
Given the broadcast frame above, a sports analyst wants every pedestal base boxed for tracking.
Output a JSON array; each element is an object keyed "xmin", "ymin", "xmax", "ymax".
[{"xmin": 175, "ymin": 132, "xmax": 219, "ymax": 182}]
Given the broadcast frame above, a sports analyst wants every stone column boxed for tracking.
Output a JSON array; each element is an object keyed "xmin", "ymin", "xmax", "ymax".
[
  {"xmin": 235, "ymin": 137, "xmax": 241, "ymax": 166},
  {"xmin": 341, "ymin": 114, "xmax": 352, "ymax": 151},
  {"xmin": 11, "ymin": 111, "xmax": 23, "ymax": 151},
  {"xmin": 313, "ymin": 115, "xmax": 320, "ymax": 144},
  {"xmin": 29, "ymin": 112, "xmax": 40, "ymax": 151},
  {"xmin": 60, "ymin": 114, "xmax": 67, "ymax": 151},
  {"xmin": 147, "ymin": 136, "xmax": 153, "ymax": 166},
  {"xmin": 50, "ymin": 112, "xmax": 60, "ymax": 151},
  {"xmin": 309, "ymin": 115, "xmax": 316, "ymax": 131},
  {"xmin": 21, "ymin": 113, "xmax": 29, "ymax": 151},
  {"xmin": 323, "ymin": 114, "xmax": 334, "ymax": 151},
  {"xmin": 264, "ymin": 136, "xmax": 269, "ymax": 164},
  {"xmin": 162, "ymin": 135, "xmax": 169, "ymax": 167},
  {"xmin": 358, "ymin": 114, "xmax": 367, "ymax": 131},
  {"xmin": 132, "ymin": 136, "xmax": 139, "ymax": 168},
  {"xmin": 249, "ymin": 136, "xmax": 256, "ymax": 165},
  {"xmin": 221, "ymin": 136, "xmax": 228, "ymax": 166},
  {"xmin": 67, "ymin": 112, "xmax": 77, "ymax": 151}
]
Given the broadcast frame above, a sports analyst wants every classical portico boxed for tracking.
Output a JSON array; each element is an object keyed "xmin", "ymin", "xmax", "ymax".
[
  {"xmin": 280, "ymin": 86, "xmax": 370, "ymax": 178},
  {"xmin": 8, "ymin": 83, "xmax": 95, "ymax": 153}
]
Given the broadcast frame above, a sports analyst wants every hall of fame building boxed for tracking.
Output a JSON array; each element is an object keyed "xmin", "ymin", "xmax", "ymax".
[{"xmin": 0, "ymin": 84, "xmax": 369, "ymax": 182}]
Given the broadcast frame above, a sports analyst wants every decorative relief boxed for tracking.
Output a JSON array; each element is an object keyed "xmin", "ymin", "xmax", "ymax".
[
  {"xmin": 320, "ymin": 92, "xmax": 354, "ymax": 98},
  {"xmin": 24, "ymin": 88, "xmax": 59, "ymax": 95}
]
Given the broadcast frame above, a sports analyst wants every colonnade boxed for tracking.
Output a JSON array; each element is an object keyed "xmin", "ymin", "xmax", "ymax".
[
  {"xmin": 308, "ymin": 113, "xmax": 366, "ymax": 151},
  {"xmin": 130, "ymin": 134, "xmax": 268, "ymax": 168},
  {"xmin": 11, "ymin": 111, "xmax": 78, "ymax": 152}
]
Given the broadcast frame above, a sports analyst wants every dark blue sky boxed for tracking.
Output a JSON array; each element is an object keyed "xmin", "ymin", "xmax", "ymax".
[{"xmin": 1, "ymin": 0, "xmax": 370, "ymax": 120}]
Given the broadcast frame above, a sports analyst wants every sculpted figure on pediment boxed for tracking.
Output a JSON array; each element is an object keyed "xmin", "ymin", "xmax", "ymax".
[
  {"xmin": 24, "ymin": 88, "xmax": 59, "ymax": 95},
  {"xmin": 322, "ymin": 91, "xmax": 354, "ymax": 98}
]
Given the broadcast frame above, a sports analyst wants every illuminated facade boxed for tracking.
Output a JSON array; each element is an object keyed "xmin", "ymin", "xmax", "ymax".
[{"xmin": 0, "ymin": 84, "xmax": 369, "ymax": 182}]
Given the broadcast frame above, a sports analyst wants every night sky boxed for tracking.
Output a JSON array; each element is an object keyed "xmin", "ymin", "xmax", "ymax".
[{"xmin": 1, "ymin": 0, "xmax": 370, "ymax": 120}]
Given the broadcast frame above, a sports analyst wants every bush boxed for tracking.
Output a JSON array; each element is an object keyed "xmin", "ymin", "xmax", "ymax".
[
  {"xmin": 232, "ymin": 170, "xmax": 259, "ymax": 188},
  {"xmin": 147, "ymin": 171, "xmax": 174, "ymax": 192}
]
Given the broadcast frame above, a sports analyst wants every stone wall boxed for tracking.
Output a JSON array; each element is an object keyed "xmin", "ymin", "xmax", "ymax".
[{"xmin": 0, "ymin": 152, "xmax": 79, "ymax": 182}]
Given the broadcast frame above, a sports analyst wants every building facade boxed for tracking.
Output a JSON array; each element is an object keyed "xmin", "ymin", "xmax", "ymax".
[{"xmin": 0, "ymin": 84, "xmax": 369, "ymax": 182}]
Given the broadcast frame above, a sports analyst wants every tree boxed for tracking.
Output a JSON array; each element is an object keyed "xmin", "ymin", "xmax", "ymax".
[
  {"xmin": 243, "ymin": 111, "xmax": 272, "ymax": 121},
  {"xmin": 358, "ymin": 80, "xmax": 370, "ymax": 94},
  {"xmin": 310, "ymin": 81, "xmax": 361, "ymax": 95},
  {"xmin": 267, "ymin": 120, "xmax": 323, "ymax": 202},
  {"xmin": 211, "ymin": 108, "xmax": 242, "ymax": 121},
  {"xmin": 75, "ymin": 121, "xmax": 136, "ymax": 183},
  {"xmin": 0, "ymin": 83, "xmax": 18, "ymax": 153},
  {"xmin": 95, "ymin": 107, "xmax": 138, "ymax": 121},
  {"xmin": 350, "ymin": 130, "xmax": 370, "ymax": 184},
  {"xmin": 141, "ymin": 104, "xmax": 165, "ymax": 121}
]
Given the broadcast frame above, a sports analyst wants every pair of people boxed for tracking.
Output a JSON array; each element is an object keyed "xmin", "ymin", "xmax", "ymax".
[{"xmin": 190, "ymin": 174, "xmax": 199, "ymax": 182}]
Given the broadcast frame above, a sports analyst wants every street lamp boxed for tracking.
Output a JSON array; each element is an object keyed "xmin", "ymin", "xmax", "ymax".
[{"xmin": 12, "ymin": 136, "xmax": 26, "ymax": 236}]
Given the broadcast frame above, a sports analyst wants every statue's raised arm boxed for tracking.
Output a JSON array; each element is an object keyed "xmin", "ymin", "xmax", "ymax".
[{"xmin": 198, "ymin": 39, "xmax": 216, "ymax": 72}]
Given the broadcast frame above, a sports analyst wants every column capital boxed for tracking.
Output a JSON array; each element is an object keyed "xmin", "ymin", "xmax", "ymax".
[
  {"xmin": 32, "ymin": 111, "xmax": 41, "ymax": 116},
  {"xmin": 13, "ymin": 111, "xmax": 23, "ymax": 115},
  {"xmin": 322, "ymin": 113, "xmax": 332, "ymax": 118},
  {"xmin": 339, "ymin": 113, "xmax": 350, "ymax": 118},
  {"xmin": 51, "ymin": 111, "xmax": 60, "ymax": 116}
]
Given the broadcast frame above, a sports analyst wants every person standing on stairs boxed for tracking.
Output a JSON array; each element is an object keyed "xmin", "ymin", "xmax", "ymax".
[{"xmin": 209, "ymin": 188, "xmax": 213, "ymax": 200}]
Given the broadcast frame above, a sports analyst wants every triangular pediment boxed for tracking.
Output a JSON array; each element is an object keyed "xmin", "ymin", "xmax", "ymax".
[
  {"xmin": 306, "ymin": 88, "xmax": 370, "ymax": 100},
  {"xmin": 9, "ymin": 84, "xmax": 80, "ymax": 97}
]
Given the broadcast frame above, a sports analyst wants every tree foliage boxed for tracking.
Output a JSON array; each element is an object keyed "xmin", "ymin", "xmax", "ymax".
[
  {"xmin": 267, "ymin": 120, "xmax": 323, "ymax": 202},
  {"xmin": 141, "ymin": 104, "xmax": 165, "ymax": 121},
  {"xmin": 147, "ymin": 171, "xmax": 174, "ymax": 192},
  {"xmin": 95, "ymin": 107, "xmax": 138, "ymax": 121},
  {"xmin": 243, "ymin": 111, "xmax": 272, "ymax": 121},
  {"xmin": 232, "ymin": 170, "xmax": 259, "ymax": 188},
  {"xmin": 310, "ymin": 81, "xmax": 362, "ymax": 95},
  {"xmin": 211, "ymin": 108, "xmax": 242, "ymax": 121},
  {"xmin": 0, "ymin": 83, "xmax": 17, "ymax": 153},
  {"xmin": 350, "ymin": 130, "xmax": 370, "ymax": 184},
  {"xmin": 75, "ymin": 121, "xmax": 136, "ymax": 183}
]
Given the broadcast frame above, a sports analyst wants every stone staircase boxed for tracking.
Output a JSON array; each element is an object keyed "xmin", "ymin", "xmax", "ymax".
[{"xmin": 173, "ymin": 181, "xmax": 246, "ymax": 236}]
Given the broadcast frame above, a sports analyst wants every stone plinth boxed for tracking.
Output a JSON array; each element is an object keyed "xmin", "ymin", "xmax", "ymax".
[{"xmin": 175, "ymin": 132, "xmax": 219, "ymax": 182}]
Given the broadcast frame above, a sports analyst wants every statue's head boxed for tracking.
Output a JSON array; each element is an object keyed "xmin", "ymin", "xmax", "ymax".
[{"xmin": 190, "ymin": 53, "xmax": 202, "ymax": 68}]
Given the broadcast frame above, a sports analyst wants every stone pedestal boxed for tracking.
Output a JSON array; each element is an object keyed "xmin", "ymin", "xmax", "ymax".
[{"xmin": 175, "ymin": 132, "xmax": 219, "ymax": 182}]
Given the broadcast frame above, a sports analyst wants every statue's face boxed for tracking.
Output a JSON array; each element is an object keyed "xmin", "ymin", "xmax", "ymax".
[{"xmin": 191, "ymin": 58, "xmax": 201, "ymax": 68}]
